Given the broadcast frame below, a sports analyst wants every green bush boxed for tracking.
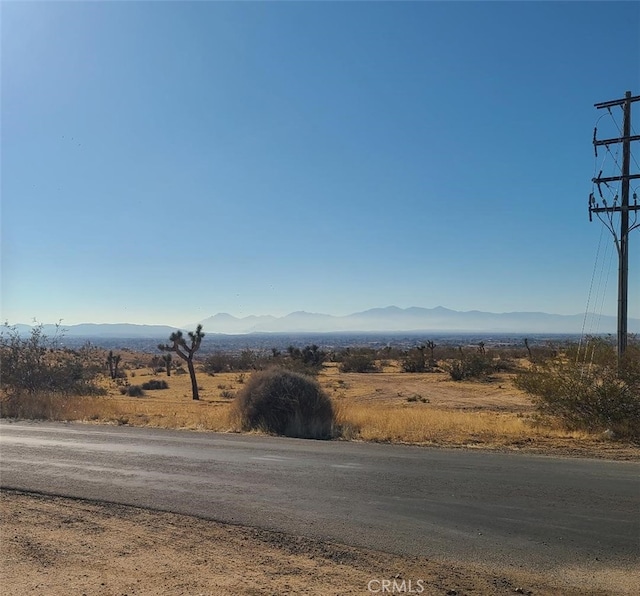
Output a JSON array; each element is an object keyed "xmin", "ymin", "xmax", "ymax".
[
  {"xmin": 515, "ymin": 338, "xmax": 640, "ymax": 438},
  {"xmin": 233, "ymin": 368, "xmax": 335, "ymax": 439}
]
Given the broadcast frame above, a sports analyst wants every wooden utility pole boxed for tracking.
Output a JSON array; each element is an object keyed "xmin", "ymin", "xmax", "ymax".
[{"xmin": 590, "ymin": 91, "xmax": 640, "ymax": 359}]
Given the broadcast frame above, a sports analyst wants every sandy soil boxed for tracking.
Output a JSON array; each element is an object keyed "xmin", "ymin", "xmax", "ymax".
[{"xmin": 2, "ymin": 490, "xmax": 636, "ymax": 596}]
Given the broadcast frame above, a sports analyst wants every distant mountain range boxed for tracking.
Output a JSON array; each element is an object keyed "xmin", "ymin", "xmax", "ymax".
[
  {"xmin": 7, "ymin": 306, "xmax": 636, "ymax": 337},
  {"xmin": 196, "ymin": 306, "xmax": 639, "ymax": 335}
]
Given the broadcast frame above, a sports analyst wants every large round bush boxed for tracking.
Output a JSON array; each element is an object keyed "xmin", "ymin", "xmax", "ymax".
[{"xmin": 234, "ymin": 368, "xmax": 334, "ymax": 439}]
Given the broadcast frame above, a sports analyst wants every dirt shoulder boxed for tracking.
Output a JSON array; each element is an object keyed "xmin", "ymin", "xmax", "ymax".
[{"xmin": 2, "ymin": 490, "xmax": 636, "ymax": 596}]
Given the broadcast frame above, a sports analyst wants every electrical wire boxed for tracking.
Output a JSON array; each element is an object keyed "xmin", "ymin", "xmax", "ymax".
[{"xmin": 577, "ymin": 224, "xmax": 605, "ymax": 364}]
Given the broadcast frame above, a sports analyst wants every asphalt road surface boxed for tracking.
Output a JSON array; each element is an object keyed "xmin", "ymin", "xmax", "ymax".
[{"xmin": 1, "ymin": 421, "xmax": 638, "ymax": 574}]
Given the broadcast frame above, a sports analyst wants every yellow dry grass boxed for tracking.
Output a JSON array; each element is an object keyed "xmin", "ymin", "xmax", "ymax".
[{"xmin": 334, "ymin": 402, "xmax": 588, "ymax": 446}]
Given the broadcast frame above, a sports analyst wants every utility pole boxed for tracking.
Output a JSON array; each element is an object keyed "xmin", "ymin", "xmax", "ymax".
[{"xmin": 590, "ymin": 91, "xmax": 640, "ymax": 360}]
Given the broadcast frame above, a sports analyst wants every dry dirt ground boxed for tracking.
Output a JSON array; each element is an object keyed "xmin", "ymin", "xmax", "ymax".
[{"xmin": 2, "ymin": 490, "xmax": 637, "ymax": 596}]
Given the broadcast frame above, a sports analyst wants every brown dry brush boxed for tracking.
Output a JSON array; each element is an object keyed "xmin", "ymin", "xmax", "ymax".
[
  {"xmin": 233, "ymin": 368, "xmax": 335, "ymax": 439},
  {"xmin": 0, "ymin": 324, "xmax": 106, "ymax": 419}
]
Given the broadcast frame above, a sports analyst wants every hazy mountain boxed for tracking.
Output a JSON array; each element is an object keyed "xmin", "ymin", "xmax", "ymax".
[
  {"xmin": 196, "ymin": 306, "xmax": 639, "ymax": 334},
  {"xmin": 199, "ymin": 313, "xmax": 278, "ymax": 334},
  {"xmin": 6, "ymin": 307, "xmax": 638, "ymax": 337}
]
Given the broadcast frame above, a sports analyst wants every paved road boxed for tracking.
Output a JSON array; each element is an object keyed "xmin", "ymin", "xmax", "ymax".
[{"xmin": 1, "ymin": 421, "xmax": 638, "ymax": 573}]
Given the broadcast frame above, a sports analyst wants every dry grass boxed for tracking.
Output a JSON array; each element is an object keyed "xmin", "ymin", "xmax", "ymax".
[
  {"xmin": 334, "ymin": 402, "xmax": 589, "ymax": 446},
  {"xmin": 2, "ymin": 358, "xmax": 637, "ymax": 457}
]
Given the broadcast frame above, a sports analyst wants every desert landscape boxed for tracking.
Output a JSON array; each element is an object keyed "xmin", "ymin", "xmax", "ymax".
[
  {"xmin": 2, "ymin": 338, "xmax": 639, "ymax": 595},
  {"xmin": 2, "ymin": 342, "xmax": 637, "ymax": 457}
]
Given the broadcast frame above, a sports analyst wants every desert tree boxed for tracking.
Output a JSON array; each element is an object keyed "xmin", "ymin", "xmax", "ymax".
[
  {"xmin": 106, "ymin": 350, "xmax": 122, "ymax": 380},
  {"xmin": 426, "ymin": 340, "xmax": 437, "ymax": 366},
  {"xmin": 162, "ymin": 353, "xmax": 172, "ymax": 377},
  {"xmin": 158, "ymin": 325, "xmax": 204, "ymax": 400}
]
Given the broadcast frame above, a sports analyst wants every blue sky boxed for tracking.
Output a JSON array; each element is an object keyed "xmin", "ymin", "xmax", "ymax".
[{"xmin": 2, "ymin": 1, "xmax": 639, "ymax": 326}]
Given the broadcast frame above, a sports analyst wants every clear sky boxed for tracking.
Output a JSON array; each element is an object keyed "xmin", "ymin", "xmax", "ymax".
[{"xmin": 2, "ymin": 1, "xmax": 639, "ymax": 327}]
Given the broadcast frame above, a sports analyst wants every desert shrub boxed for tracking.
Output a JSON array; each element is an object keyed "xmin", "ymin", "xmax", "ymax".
[
  {"xmin": 268, "ymin": 344, "xmax": 327, "ymax": 376},
  {"xmin": 149, "ymin": 355, "xmax": 164, "ymax": 369},
  {"xmin": 492, "ymin": 357, "xmax": 518, "ymax": 373},
  {"xmin": 400, "ymin": 347, "xmax": 434, "ymax": 373},
  {"xmin": 515, "ymin": 338, "xmax": 640, "ymax": 438},
  {"xmin": 377, "ymin": 346, "xmax": 404, "ymax": 360},
  {"xmin": 121, "ymin": 385, "xmax": 145, "ymax": 397},
  {"xmin": 233, "ymin": 368, "xmax": 335, "ymax": 439},
  {"xmin": 204, "ymin": 350, "xmax": 265, "ymax": 373},
  {"xmin": 0, "ymin": 324, "xmax": 105, "ymax": 397},
  {"xmin": 141, "ymin": 379, "xmax": 168, "ymax": 390},
  {"xmin": 338, "ymin": 349, "xmax": 379, "ymax": 373},
  {"xmin": 446, "ymin": 351, "xmax": 497, "ymax": 381}
]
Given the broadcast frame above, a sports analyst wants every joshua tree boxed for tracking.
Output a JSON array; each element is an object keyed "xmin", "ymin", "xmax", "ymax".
[
  {"xmin": 426, "ymin": 340, "xmax": 437, "ymax": 366},
  {"xmin": 106, "ymin": 350, "xmax": 122, "ymax": 380},
  {"xmin": 158, "ymin": 325, "xmax": 204, "ymax": 400},
  {"xmin": 162, "ymin": 353, "xmax": 172, "ymax": 377}
]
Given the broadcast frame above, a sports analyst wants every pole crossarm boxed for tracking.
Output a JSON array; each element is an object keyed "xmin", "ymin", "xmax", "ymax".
[
  {"xmin": 594, "ymin": 135, "xmax": 640, "ymax": 146},
  {"xmin": 594, "ymin": 94, "xmax": 640, "ymax": 109},
  {"xmin": 592, "ymin": 174, "xmax": 640, "ymax": 184},
  {"xmin": 590, "ymin": 206, "xmax": 640, "ymax": 214}
]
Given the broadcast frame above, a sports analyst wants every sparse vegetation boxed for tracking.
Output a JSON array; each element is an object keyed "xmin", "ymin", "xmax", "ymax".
[
  {"xmin": 3, "ymin": 333, "xmax": 638, "ymax": 454},
  {"xmin": 0, "ymin": 324, "xmax": 105, "ymax": 406},
  {"xmin": 233, "ymin": 368, "xmax": 334, "ymax": 439},
  {"xmin": 446, "ymin": 347, "xmax": 498, "ymax": 381},
  {"xmin": 338, "ymin": 349, "xmax": 379, "ymax": 373},
  {"xmin": 401, "ymin": 346, "xmax": 433, "ymax": 373},
  {"xmin": 283, "ymin": 344, "xmax": 328, "ymax": 375},
  {"xmin": 203, "ymin": 350, "xmax": 258, "ymax": 373},
  {"xmin": 515, "ymin": 336, "xmax": 640, "ymax": 439}
]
